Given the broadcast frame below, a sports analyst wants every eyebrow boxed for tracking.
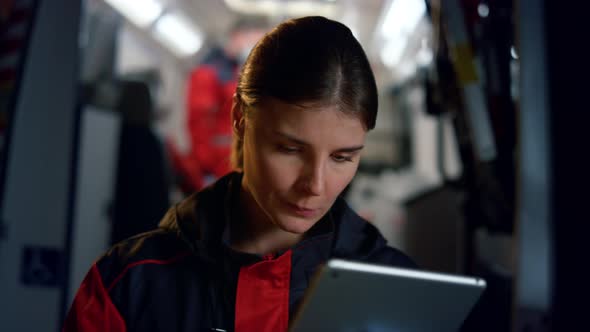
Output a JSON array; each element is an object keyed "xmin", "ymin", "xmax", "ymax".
[{"xmin": 273, "ymin": 131, "xmax": 364, "ymax": 153}]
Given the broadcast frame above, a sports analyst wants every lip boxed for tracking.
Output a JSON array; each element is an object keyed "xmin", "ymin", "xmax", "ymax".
[{"xmin": 285, "ymin": 201, "xmax": 319, "ymax": 218}]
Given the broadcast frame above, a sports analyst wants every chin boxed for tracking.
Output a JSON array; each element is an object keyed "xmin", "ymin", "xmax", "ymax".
[{"xmin": 276, "ymin": 215, "xmax": 318, "ymax": 234}]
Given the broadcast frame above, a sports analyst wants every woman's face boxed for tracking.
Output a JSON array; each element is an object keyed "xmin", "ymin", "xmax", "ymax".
[{"xmin": 240, "ymin": 97, "xmax": 367, "ymax": 234}]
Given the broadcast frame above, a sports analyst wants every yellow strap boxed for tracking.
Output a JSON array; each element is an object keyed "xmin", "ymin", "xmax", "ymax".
[{"xmin": 451, "ymin": 44, "xmax": 478, "ymax": 84}]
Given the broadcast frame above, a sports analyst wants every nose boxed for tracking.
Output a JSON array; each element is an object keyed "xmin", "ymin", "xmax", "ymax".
[{"xmin": 299, "ymin": 159, "xmax": 325, "ymax": 196}]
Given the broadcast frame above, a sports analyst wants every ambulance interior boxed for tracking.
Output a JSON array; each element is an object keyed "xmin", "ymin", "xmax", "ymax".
[{"xmin": 0, "ymin": 0, "xmax": 577, "ymax": 331}]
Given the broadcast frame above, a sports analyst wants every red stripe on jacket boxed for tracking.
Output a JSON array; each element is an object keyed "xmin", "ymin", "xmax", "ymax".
[
  {"xmin": 62, "ymin": 264, "xmax": 126, "ymax": 332},
  {"xmin": 63, "ymin": 252, "xmax": 190, "ymax": 331},
  {"xmin": 235, "ymin": 250, "xmax": 293, "ymax": 332}
]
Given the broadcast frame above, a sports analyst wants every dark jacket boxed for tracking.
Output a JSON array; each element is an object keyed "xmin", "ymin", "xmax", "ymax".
[{"xmin": 63, "ymin": 172, "xmax": 416, "ymax": 332}]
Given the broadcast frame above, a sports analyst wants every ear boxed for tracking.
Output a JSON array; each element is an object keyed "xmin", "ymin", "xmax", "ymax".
[{"xmin": 231, "ymin": 93, "xmax": 245, "ymax": 138}]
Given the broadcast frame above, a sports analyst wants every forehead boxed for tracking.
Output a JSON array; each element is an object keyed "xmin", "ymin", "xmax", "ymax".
[
  {"xmin": 250, "ymin": 97, "xmax": 367, "ymax": 145},
  {"xmin": 252, "ymin": 97, "xmax": 362, "ymax": 123}
]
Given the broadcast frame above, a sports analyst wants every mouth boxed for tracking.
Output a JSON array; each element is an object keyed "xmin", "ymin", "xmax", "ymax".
[{"xmin": 285, "ymin": 201, "xmax": 319, "ymax": 218}]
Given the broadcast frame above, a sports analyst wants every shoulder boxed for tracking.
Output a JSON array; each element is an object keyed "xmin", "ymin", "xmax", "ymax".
[
  {"xmin": 95, "ymin": 229, "xmax": 192, "ymax": 291},
  {"xmin": 64, "ymin": 230, "xmax": 195, "ymax": 331}
]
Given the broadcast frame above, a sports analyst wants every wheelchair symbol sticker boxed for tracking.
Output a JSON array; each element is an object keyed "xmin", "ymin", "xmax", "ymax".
[{"xmin": 20, "ymin": 246, "xmax": 63, "ymax": 287}]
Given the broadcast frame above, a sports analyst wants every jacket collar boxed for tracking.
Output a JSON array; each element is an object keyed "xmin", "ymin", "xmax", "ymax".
[{"xmin": 159, "ymin": 171, "xmax": 388, "ymax": 262}]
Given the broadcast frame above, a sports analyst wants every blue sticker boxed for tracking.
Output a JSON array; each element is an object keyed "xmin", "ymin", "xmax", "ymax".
[{"xmin": 20, "ymin": 246, "xmax": 63, "ymax": 287}]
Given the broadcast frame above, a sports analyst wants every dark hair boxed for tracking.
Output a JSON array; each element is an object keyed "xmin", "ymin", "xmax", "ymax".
[{"xmin": 232, "ymin": 16, "xmax": 378, "ymax": 169}]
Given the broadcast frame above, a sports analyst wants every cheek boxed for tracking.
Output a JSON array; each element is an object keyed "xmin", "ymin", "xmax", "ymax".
[
  {"xmin": 249, "ymin": 145, "xmax": 300, "ymax": 194},
  {"xmin": 262, "ymin": 154, "xmax": 300, "ymax": 192},
  {"xmin": 326, "ymin": 166, "xmax": 358, "ymax": 199}
]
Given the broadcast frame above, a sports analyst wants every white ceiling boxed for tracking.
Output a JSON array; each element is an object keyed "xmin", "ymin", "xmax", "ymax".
[
  {"xmin": 177, "ymin": 0, "xmax": 431, "ymax": 85},
  {"xmin": 178, "ymin": 0, "xmax": 410, "ymax": 84},
  {"xmin": 92, "ymin": 0, "xmax": 431, "ymax": 86},
  {"xmin": 179, "ymin": 0, "xmax": 388, "ymax": 54}
]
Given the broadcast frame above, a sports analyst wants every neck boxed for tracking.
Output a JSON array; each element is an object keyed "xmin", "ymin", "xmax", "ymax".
[{"xmin": 229, "ymin": 180, "xmax": 303, "ymax": 256}]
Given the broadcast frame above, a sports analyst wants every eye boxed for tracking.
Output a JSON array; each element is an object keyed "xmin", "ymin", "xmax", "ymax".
[
  {"xmin": 278, "ymin": 145, "xmax": 300, "ymax": 154},
  {"xmin": 331, "ymin": 154, "xmax": 354, "ymax": 163}
]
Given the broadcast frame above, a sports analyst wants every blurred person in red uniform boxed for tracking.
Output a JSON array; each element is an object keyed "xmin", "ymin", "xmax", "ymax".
[{"xmin": 168, "ymin": 17, "xmax": 268, "ymax": 192}]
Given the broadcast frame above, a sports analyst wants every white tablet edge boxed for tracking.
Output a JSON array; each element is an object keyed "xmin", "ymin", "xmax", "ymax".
[{"xmin": 328, "ymin": 259, "xmax": 487, "ymax": 288}]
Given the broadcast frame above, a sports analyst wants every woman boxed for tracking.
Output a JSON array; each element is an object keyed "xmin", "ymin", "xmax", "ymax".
[{"xmin": 64, "ymin": 16, "xmax": 416, "ymax": 332}]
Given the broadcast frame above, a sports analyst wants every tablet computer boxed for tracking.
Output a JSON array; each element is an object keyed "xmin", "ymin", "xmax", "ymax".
[{"xmin": 290, "ymin": 259, "xmax": 486, "ymax": 332}]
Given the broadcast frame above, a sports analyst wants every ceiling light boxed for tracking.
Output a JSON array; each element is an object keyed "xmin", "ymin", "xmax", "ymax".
[
  {"xmin": 380, "ymin": 0, "xmax": 426, "ymax": 40},
  {"xmin": 104, "ymin": 0, "xmax": 163, "ymax": 28},
  {"xmin": 378, "ymin": 0, "xmax": 426, "ymax": 68},
  {"xmin": 153, "ymin": 13, "xmax": 203, "ymax": 57}
]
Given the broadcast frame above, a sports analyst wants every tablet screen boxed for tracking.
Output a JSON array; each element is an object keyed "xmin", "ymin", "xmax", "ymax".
[{"xmin": 290, "ymin": 259, "xmax": 486, "ymax": 332}]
